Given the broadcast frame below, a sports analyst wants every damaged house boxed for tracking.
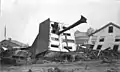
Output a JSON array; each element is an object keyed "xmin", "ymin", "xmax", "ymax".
[
  {"xmin": 30, "ymin": 16, "xmax": 87, "ymax": 59},
  {"xmin": 88, "ymin": 22, "xmax": 120, "ymax": 51}
]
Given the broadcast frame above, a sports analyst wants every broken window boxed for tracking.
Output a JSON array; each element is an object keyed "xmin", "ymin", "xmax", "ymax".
[
  {"xmin": 90, "ymin": 45, "xmax": 94, "ymax": 49},
  {"xmin": 63, "ymin": 26, "xmax": 67, "ymax": 29},
  {"xmin": 113, "ymin": 45, "xmax": 119, "ymax": 51},
  {"xmin": 51, "ymin": 22, "xmax": 60, "ymax": 34},
  {"xmin": 96, "ymin": 45, "xmax": 102, "ymax": 50},
  {"xmin": 108, "ymin": 26, "xmax": 113, "ymax": 33},
  {"xmin": 115, "ymin": 36, "xmax": 120, "ymax": 42},
  {"xmin": 51, "ymin": 44, "xmax": 59, "ymax": 48},
  {"xmin": 64, "ymin": 46, "xmax": 72, "ymax": 49},
  {"xmin": 63, "ymin": 33, "xmax": 71, "ymax": 36},
  {"xmin": 99, "ymin": 36, "xmax": 105, "ymax": 42},
  {"xmin": 99, "ymin": 38, "xmax": 104, "ymax": 42},
  {"xmin": 51, "ymin": 37, "xmax": 59, "ymax": 41},
  {"xmin": 63, "ymin": 39, "xmax": 74, "ymax": 43},
  {"xmin": 115, "ymin": 39, "xmax": 120, "ymax": 42}
]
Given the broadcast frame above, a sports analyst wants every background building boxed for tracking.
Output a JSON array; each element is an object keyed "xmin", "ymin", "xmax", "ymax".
[
  {"xmin": 74, "ymin": 27, "xmax": 95, "ymax": 46},
  {"xmin": 0, "ymin": 38, "xmax": 28, "ymax": 50},
  {"xmin": 74, "ymin": 30, "xmax": 89, "ymax": 46}
]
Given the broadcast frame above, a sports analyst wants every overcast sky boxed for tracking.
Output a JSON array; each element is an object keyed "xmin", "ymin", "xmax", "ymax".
[{"xmin": 0, "ymin": 0, "xmax": 120, "ymax": 45}]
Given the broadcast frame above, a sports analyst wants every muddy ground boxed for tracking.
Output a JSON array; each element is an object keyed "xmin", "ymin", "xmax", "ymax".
[{"xmin": 1, "ymin": 60, "xmax": 120, "ymax": 72}]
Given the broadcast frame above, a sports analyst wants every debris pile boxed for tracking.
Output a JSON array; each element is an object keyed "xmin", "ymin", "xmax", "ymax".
[
  {"xmin": 48, "ymin": 67, "xmax": 62, "ymax": 72},
  {"xmin": 105, "ymin": 68, "xmax": 118, "ymax": 72}
]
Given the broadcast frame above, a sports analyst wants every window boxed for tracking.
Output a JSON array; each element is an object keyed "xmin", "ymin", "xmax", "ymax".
[
  {"xmin": 108, "ymin": 26, "xmax": 113, "ymax": 33},
  {"xmin": 99, "ymin": 36, "xmax": 105, "ymax": 42},
  {"xmin": 51, "ymin": 45, "xmax": 59, "ymax": 48},
  {"xmin": 51, "ymin": 37, "xmax": 59, "ymax": 41},
  {"xmin": 51, "ymin": 22, "xmax": 60, "ymax": 34},
  {"xmin": 115, "ymin": 39, "xmax": 120, "ymax": 42},
  {"xmin": 99, "ymin": 38, "xmax": 104, "ymax": 42},
  {"xmin": 63, "ymin": 39, "xmax": 74, "ymax": 43},
  {"xmin": 96, "ymin": 45, "xmax": 102, "ymax": 50},
  {"xmin": 63, "ymin": 26, "xmax": 67, "ymax": 29},
  {"xmin": 64, "ymin": 46, "xmax": 72, "ymax": 49},
  {"xmin": 63, "ymin": 33, "xmax": 71, "ymax": 36},
  {"xmin": 113, "ymin": 45, "xmax": 119, "ymax": 51},
  {"xmin": 115, "ymin": 36, "xmax": 120, "ymax": 42}
]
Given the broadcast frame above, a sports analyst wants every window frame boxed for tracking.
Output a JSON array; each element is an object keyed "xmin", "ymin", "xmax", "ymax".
[
  {"xmin": 108, "ymin": 26, "xmax": 113, "ymax": 33},
  {"xmin": 63, "ymin": 33, "xmax": 71, "ymax": 36},
  {"xmin": 51, "ymin": 44, "xmax": 59, "ymax": 48},
  {"xmin": 96, "ymin": 45, "xmax": 102, "ymax": 50},
  {"xmin": 64, "ymin": 46, "xmax": 72, "ymax": 49},
  {"xmin": 115, "ymin": 36, "xmax": 120, "ymax": 42},
  {"xmin": 115, "ymin": 39, "xmax": 120, "ymax": 42},
  {"xmin": 63, "ymin": 39, "xmax": 75, "ymax": 43},
  {"xmin": 51, "ymin": 37, "xmax": 59, "ymax": 41},
  {"xmin": 113, "ymin": 45, "xmax": 119, "ymax": 51},
  {"xmin": 99, "ymin": 36, "xmax": 105, "ymax": 42}
]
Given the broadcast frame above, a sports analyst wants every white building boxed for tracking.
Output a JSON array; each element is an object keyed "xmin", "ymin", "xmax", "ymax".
[
  {"xmin": 49, "ymin": 21, "xmax": 76, "ymax": 52},
  {"xmin": 88, "ymin": 22, "xmax": 120, "ymax": 51},
  {"xmin": 31, "ymin": 19, "xmax": 77, "ymax": 57}
]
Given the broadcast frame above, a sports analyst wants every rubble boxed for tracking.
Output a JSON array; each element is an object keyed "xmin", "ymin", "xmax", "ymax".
[
  {"xmin": 105, "ymin": 68, "xmax": 118, "ymax": 72},
  {"xmin": 48, "ymin": 67, "xmax": 62, "ymax": 72}
]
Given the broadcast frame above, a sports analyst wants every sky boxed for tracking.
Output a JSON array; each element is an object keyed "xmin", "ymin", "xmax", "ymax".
[{"xmin": 0, "ymin": 0, "xmax": 120, "ymax": 45}]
